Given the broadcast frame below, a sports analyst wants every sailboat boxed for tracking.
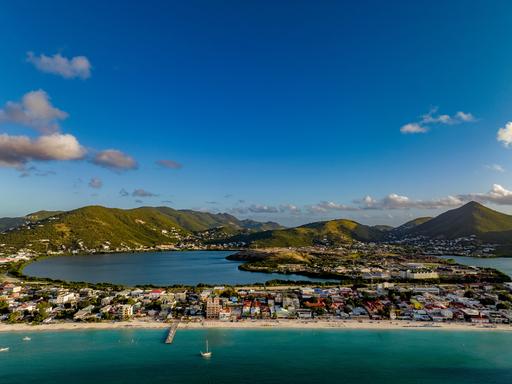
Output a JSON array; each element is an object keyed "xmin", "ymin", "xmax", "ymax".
[{"xmin": 200, "ymin": 339, "xmax": 212, "ymax": 358}]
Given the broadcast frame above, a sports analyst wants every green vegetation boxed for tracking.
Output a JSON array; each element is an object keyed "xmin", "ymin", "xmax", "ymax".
[
  {"xmin": 5, "ymin": 201, "xmax": 512, "ymax": 257},
  {"xmin": 409, "ymin": 201, "xmax": 512, "ymax": 243},
  {"xmin": 0, "ymin": 210, "xmax": 64, "ymax": 231},
  {"xmin": 26, "ymin": 210, "xmax": 65, "ymax": 222},
  {"xmin": 390, "ymin": 217, "xmax": 432, "ymax": 236},
  {"xmin": 0, "ymin": 205, "xmax": 283, "ymax": 253},
  {"xmin": 228, "ymin": 219, "xmax": 385, "ymax": 247}
]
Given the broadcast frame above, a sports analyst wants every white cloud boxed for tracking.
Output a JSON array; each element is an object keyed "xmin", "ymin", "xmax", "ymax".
[
  {"xmin": 279, "ymin": 204, "xmax": 301, "ymax": 214},
  {"xmin": 308, "ymin": 201, "xmax": 357, "ymax": 213},
  {"xmin": 497, "ymin": 122, "xmax": 512, "ymax": 147},
  {"xmin": 0, "ymin": 90, "xmax": 68, "ymax": 134},
  {"xmin": 357, "ymin": 193, "xmax": 463, "ymax": 210},
  {"xmin": 88, "ymin": 177, "xmax": 102, "ymax": 189},
  {"xmin": 310, "ymin": 184, "xmax": 512, "ymax": 213},
  {"xmin": 458, "ymin": 184, "xmax": 512, "ymax": 205},
  {"xmin": 132, "ymin": 189, "xmax": 158, "ymax": 197},
  {"xmin": 455, "ymin": 111, "xmax": 476, "ymax": 122},
  {"xmin": 420, "ymin": 107, "xmax": 475, "ymax": 125},
  {"xmin": 400, "ymin": 123, "xmax": 427, "ymax": 134},
  {"xmin": 401, "ymin": 107, "xmax": 476, "ymax": 135},
  {"xmin": 0, "ymin": 133, "xmax": 86, "ymax": 168},
  {"xmin": 230, "ymin": 204, "xmax": 280, "ymax": 214},
  {"xmin": 27, "ymin": 52, "xmax": 92, "ymax": 79},
  {"xmin": 91, "ymin": 149, "xmax": 138, "ymax": 171},
  {"xmin": 309, "ymin": 193, "xmax": 463, "ymax": 213},
  {"xmin": 156, "ymin": 159, "xmax": 182, "ymax": 169},
  {"xmin": 486, "ymin": 164, "xmax": 505, "ymax": 173}
]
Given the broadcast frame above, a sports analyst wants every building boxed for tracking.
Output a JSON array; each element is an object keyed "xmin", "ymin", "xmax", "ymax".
[
  {"xmin": 206, "ymin": 297, "xmax": 221, "ymax": 319},
  {"xmin": 119, "ymin": 304, "xmax": 133, "ymax": 319},
  {"xmin": 149, "ymin": 289, "xmax": 165, "ymax": 300},
  {"xmin": 400, "ymin": 270, "xmax": 439, "ymax": 280},
  {"xmin": 52, "ymin": 292, "xmax": 77, "ymax": 304}
]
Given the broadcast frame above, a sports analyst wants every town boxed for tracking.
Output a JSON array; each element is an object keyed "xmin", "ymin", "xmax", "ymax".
[{"xmin": 2, "ymin": 278, "xmax": 512, "ymax": 327}]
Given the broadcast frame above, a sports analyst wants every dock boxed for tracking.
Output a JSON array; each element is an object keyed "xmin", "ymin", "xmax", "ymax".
[{"xmin": 165, "ymin": 321, "xmax": 180, "ymax": 344}]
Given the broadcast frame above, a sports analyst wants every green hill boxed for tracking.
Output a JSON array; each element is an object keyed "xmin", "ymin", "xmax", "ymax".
[
  {"xmin": 154, "ymin": 207, "xmax": 282, "ymax": 233},
  {"xmin": 0, "ymin": 211, "xmax": 65, "ymax": 232},
  {"xmin": 409, "ymin": 201, "xmax": 512, "ymax": 242},
  {"xmin": 390, "ymin": 217, "xmax": 432, "ymax": 237},
  {"xmin": 26, "ymin": 210, "xmax": 64, "ymax": 222},
  {"xmin": 0, "ymin": 205, "xmax": 282, "ymax": 253},
  {"xmin": 227, "ymin": 219, "xmax": 385, "ymax": 247}
]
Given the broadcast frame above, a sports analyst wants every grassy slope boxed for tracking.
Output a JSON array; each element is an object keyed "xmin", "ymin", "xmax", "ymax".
[
  {"xmin": 229, "ymin": 219, "xmax": 385, "ymax": 247},
  {"xmin": 0, "ymin": 205, "xmax": 283, "ymax": 252},
  {"xmin": 26, "ymin": 210, "xmax": 65, "ymax": 222},
  {"xmin": 411, "ymin": 202, "xmax": 512, "ymax": 242},
  {"xmin": 155, "ymin": 207, "xmax": 282, "ymax": 233},
  {"xmin": 0, "ymin": 206, "xmax": 186, "ymax": 252},
  {"xmin": 390, "ymin": 217, "xmax": 432, "ymax": 236}
]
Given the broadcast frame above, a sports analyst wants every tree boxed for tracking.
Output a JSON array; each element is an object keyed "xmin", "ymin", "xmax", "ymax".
[
  {"xmin": 33, "ymin": 302, "xmax": 51, "ymax": 323},
  {"xmin": 0, "ymin": 300, "xmax": 9, "ymax": 315},
  {"xmin": 7, "ymin": 312, "xmax": 21, "ymax": 324}
]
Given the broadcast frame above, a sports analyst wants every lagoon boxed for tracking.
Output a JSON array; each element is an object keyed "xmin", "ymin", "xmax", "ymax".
[
  {"xmin": 1, "ymin": 329, "xmax": 511, "ymax": 384},
  {"xmin": 441, "ymin": 255, "xmax": 512, "ymax": 278},
  {"xmin": 23, "ymin": 250, "xmax": 326, "ymax": 286}
]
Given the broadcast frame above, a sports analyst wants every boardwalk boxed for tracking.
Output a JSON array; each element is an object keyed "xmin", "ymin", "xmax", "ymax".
[{"xmin": 165, "ymin": 321, "xmax": 180, "ymax": 344}]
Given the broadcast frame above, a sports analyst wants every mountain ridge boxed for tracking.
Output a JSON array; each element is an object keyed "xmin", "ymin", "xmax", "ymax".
[
  {"xmin": 0, "ymin": 205, "xmax": 283, "ymax": 253},
  {"xmin": 408, "ymin": 201, "xmax": 512, "ymax": 242},
  {"xmin": 3, "ymin": 201, "xmax": 512, "ymax": 255}
]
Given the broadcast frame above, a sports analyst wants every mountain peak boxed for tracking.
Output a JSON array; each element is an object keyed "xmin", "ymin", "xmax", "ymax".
[
  {"xmin": 460, "ymin": 201, "xmax": 485, "ymax": 210},
  {"xmin": 409, "ymin": 201, "xmax": 512, "ymax": 241}
]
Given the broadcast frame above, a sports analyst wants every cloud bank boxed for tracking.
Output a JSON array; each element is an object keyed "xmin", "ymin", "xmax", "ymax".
[
  {"xmin": 156, "ymin": 159, "xmax": 182, "ymax": 169},
  {"xmin": 497, "ymin": 122, "xmax": 512, "ymax": 147},
  {"xmin": 27, "ymin": 52, "xmax": 92, "ymax": 79},
  {"xmin": 400, "ymin": 107, "xmax": 476, "ymax": 134},
  {"xmin": 0, "ymin": 133, "xmax": 86, "ymax": 168},
  {"xmin": 88, "ymin": 177, "xmax": 103, "ymax": 189},
  {"xmin": 132, "ymin": 189, "xmax": 158, "ymax": 198},
  {"xmin": 91, "ymin": 149, "xmax": 138, "ymax": 171},
  {"xmin": 0, "ymin": 90, "xmax": 68, "ymax": 134}
]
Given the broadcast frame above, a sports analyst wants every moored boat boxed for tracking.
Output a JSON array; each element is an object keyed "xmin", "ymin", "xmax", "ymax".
[{"xmin": 200, "ymin": 339, "xmax": 212, "ymax": 358}]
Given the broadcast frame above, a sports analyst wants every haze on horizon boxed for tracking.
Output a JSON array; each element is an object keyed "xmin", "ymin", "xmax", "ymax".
[{"xmin": 2, "ymin": 1, "xmax": 512, "ymax": 227}]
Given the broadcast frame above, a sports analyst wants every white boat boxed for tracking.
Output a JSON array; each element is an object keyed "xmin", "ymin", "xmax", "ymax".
[
  {"xmin": 200, "ymin": 339, "xmax": 212, "ymax": 358},
  {"xmin": 22, "ymin": 336, "xmax": 31, "ymax": 341},
  {"xmin": 0, "ymin": 347, "xmax": 9, "ymax": 352}
]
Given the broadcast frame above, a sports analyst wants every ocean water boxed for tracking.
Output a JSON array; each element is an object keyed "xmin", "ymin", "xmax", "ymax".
[
  {"xmin": 23, "ymin": 251, "xmax": 327, "ymax": 286},
  {"xmin": 0, "ymin": 329, "xmax": 511, "ymax": 384},
  {"xmin": 440, "ymin": 255, "xmax": 512, "ymax": 278}
]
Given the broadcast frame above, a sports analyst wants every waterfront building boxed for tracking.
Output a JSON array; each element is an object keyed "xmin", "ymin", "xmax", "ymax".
[
  {"xmin": 400, "ymin": 270, "xmax": 439, "ymax": 280},
  {"xmin": 206, "ymin": 297, "xmax": 221, "ymax": 319},
  {"xmin": 119, "ymin": 304, "xmax": 133, "ymax": 319}
]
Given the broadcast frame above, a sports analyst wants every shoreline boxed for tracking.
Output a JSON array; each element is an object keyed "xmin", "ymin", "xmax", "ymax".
[{"xmin": 1, "ymin": 320, "xmax": 510, "ymax": 333}]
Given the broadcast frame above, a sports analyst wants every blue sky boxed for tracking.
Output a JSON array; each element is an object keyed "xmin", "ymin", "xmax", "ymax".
[{"xmin": 2, "ymin": 0, "xmax": 512, "ymax": 226}]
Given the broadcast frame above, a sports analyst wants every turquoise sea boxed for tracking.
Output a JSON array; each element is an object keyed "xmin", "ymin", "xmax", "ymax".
[{"xmin": 1, "ymin": 329, "xmax": 511, "ymax": 384}]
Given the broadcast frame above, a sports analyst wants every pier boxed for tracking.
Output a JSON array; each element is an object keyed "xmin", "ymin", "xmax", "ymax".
[{"xmin": 165, "ymin": 321, "xmax": 180, "ymax": 344}]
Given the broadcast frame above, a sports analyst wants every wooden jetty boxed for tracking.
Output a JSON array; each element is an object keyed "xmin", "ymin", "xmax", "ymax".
[{"xmin": 165, "ymin": 321, "xmax": 180, "ymax": 344}]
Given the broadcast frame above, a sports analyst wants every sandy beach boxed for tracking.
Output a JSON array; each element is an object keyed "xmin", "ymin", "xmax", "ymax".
[{"xmin": 1, "ymin": 319, "xmax": 510, "ymax": 333}]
